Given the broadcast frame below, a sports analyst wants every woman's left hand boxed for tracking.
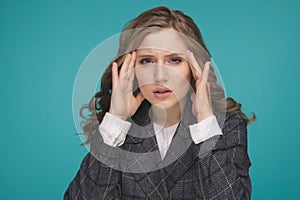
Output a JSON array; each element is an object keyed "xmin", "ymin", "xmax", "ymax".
[{"xmin": 186, "ymin": 50, "xmax": 214, "ymax": 122}]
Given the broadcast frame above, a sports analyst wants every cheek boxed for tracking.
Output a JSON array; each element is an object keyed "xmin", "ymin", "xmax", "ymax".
[
  {"xmin": 138, "ymin": 85, "xmax": 152, "ymax": 99},
  {"xmin": 184, "ymin": 70, "xmax": 192, "ymax": 82},
  {"xmin": 134, "ymin": 68, "xmax": 145, "ymax": 86},
  {"xmin": 135, "ymin": 67, "xmax": 154, "ymax": 86},
  {"xmin": 135, "ymin": 69, "xmax": 152, "ymax": 99},
  {"xmin": 184, "ymin": 65, "xmax": 192, "ymax": 80},
  {"xmin": 175, "ymin": 67, "xmax": 192, "ymax": 93},
  {"xmin": 175, "ymin": 66, "xmax": 192, "ymax": 83}
]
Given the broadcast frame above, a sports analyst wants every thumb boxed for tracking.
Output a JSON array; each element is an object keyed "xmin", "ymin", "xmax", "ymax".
[
  {"xmin": 190, "ymin": 92, "xmax": 196, "ymax": 103},
  {"xmin": 135, "ymin": 92, "xmax": 145, "ymax": 106}
]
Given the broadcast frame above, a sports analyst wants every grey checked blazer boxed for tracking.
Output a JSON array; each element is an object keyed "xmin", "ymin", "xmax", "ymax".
[{"xmin": 64, "ymin": 108, "xmax": 252, "ymax": 200}]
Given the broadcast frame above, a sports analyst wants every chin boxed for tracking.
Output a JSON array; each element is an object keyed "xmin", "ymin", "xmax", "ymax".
[{"xmin": 149, "ymin": 99, "xmax": 180, "ymax": 111}]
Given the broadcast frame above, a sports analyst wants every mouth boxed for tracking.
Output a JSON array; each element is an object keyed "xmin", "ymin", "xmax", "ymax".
[{"xmin": 152, "ymin": 87, "xmax": 173, "ymax": 98}]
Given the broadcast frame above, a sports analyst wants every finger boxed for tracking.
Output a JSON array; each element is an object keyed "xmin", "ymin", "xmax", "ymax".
[
  {"xmin": 129, "ymin": 92, "xmax": 145, "ymax": 116},
  {"xmin": 202, "ymin": 61, "xmax": 211, "ymax": 83},
  {"xmin": 207, "ymin": 82, "xmax": 212, "ymax": 105},
  {"xmin": 207, "ymin": 82, "xmax": 211, "ymax": 93},
  {"xmin": 186, "ymin": 50, "xmax": 202, "ymax": 81},
  {"xmin": 190, "ymin": 92, "xmax": 197, "ymax": 116},
  {"xmin": 127, "ymin": 51, "xmax": 136, "ymax": 82},
  {"xmin": 111, "ymin": 62, "xmax": 118, "ymax": 89},
  {"xmin": 120, "ymin": 53, "xmax": 131, "ymax": 77},
  {"xmin": 185, "ymin": 50, "xmax": 198, "ymax": 81},
  {"xmin": 128, "ymin": 51, "xmax": 136, "ymax": 71}
]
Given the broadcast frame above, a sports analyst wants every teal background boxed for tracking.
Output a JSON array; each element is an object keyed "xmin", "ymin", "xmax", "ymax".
[{"xmin": 1, "ymin": 0, "xmax": 299, "ymax": 199}]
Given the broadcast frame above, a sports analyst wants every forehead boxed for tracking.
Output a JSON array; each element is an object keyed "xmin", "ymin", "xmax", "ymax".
[
  {"xmin": 136, "ymin": 48, "xmax": 185, "ymax": 57},
  {"xmin": 137, "ymin": 29, "xmax": 188, "ymax": 54}
]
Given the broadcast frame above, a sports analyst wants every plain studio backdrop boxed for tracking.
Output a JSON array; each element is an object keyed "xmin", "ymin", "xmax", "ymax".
[{"xmin": 0, "ymin": 0, "xmax": 299, "ymax": 199}]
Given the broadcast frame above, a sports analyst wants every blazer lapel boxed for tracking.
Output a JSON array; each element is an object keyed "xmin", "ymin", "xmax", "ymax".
[
  {"xmin": 122, "ymin": 122, "xmax": 170, "ymax": 199},
  {"xmin": 159, "ymin": 99, "xmax": 201, "ymax": 192},
  {"xmin": 161, "ymin": 117, "xmax": 200, "ymax": 193},
  {"xmin": 121, "ymin": 99, "xmax": 201, "ymax": 197}
]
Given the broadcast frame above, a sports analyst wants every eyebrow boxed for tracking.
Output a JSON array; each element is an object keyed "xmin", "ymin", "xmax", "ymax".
[{"xmin": 136, "ymin": 52, "xmax": 185, "ymax": 58}]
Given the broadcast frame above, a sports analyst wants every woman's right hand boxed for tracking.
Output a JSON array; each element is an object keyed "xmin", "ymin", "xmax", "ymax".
[{"xmin": 109, "ymin": 52, "xmax": 145, "ymax": 120}]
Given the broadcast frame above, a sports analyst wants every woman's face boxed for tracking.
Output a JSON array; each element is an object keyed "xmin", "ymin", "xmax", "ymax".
[{"xmin": 134, "ymin": 28, "xmax": 192, "ymax": 111}]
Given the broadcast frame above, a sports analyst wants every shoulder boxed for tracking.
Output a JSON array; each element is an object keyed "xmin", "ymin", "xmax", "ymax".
[
  {"xmin": 214, "ymin": 111, "xmax": 248, "ymax": 150},
  {"xmin": 222, "ymin": 111, "xmax": 247, "ymax": 133}
]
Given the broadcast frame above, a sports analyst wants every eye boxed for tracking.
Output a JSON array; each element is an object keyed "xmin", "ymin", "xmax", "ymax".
[
  {"xmin": 169, "ymin": 57, "xmax": 182, "ymax": 64},
  {"xmin": 140, "ymin": 58, "xmax": 154, "ymax": 64}
]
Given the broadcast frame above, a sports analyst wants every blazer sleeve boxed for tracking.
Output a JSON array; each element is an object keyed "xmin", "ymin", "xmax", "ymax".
[
  {"xmin": 198, "ymin": 111, "xmax": 252, "ymax": 200},
  {"xmin": 64, "ymin": 131, "xmax": 122, "ymax": 200}
]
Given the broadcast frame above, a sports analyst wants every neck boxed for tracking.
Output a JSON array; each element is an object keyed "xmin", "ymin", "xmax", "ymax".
[{"xmin": 150, "ymin": 98, "xmax": 187, "ymax": 128}]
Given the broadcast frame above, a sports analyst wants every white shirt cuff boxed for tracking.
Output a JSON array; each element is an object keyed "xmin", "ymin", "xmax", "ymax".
[
  {"xmin": 189, "ymin": 115, "xmax": 223, "ymax": 144},
  {"xmin": 98, "ymin": 112, "xmax": 131, "ymax": 147}
]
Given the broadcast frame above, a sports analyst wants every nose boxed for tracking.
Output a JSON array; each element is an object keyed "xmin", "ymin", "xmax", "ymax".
[{"xmin": 153, "ymin": 63, "xmax": 168, "ymax": 83}]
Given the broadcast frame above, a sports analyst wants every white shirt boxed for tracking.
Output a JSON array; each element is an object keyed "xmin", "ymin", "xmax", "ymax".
[
  {"xmin": 153, "ymin": 122, "xmax": 179, "ymax": 159},
  {"xmin": 99, "ymin": 112, "xmax": 223, "ymax": 159}
]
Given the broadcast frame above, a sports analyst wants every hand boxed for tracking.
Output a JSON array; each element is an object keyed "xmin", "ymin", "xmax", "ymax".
[
  {"xmin": 109, "ymin": 52, "xmax": 145, "ymax": 120},
  {"xmin": 186, "ymin": 50, "xmax": 214, "ymax": 122}
]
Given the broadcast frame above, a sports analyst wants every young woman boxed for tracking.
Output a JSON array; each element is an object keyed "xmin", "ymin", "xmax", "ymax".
[{"xmin": 65, "ymin": 6, "xmax": 255, "ymax": 200}]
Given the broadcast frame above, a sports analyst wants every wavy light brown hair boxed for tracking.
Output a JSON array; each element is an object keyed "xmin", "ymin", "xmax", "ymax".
[{"xmin": 79, "ymin": 6, "xmax": 256, "ymax": 145}]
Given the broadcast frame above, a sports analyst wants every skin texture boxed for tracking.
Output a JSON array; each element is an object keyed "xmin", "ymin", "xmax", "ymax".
[{"xmin": 109, "ymin": 28, "xmax": 213, "ymax": 127}]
